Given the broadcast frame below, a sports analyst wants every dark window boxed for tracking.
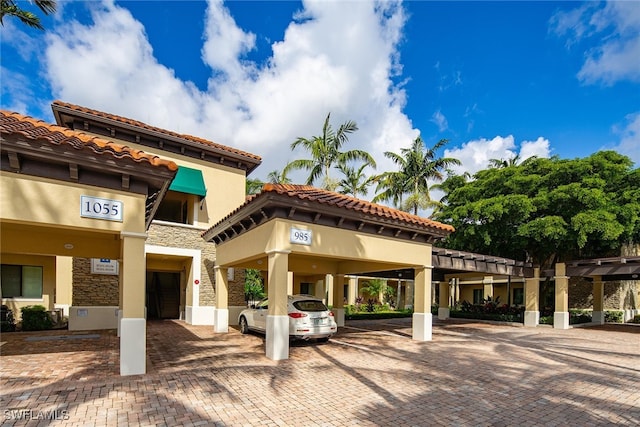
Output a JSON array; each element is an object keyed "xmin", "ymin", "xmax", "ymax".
[
  {"xmin": 1, "ymin": 264, "xmax": 43, "ymax": 298},
  {"xmin": 513, "ymin": 288, "xmax": 524, "ymax": 305},
  {"xmin": 473, "ymin": 289, "xmax": 483, "ymax": 305},
  {"xmin": 154, "ymin": 191, "xmax": 191, "ymax": 224},
  {"xmin": 300, "ymin": 283, "xmax": 313, "ymax": 295}
]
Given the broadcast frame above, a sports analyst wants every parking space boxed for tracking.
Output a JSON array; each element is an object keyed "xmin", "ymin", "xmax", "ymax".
[{"xmin": 1, "ymin": 319, "xmax": 639, "ymax": 426}]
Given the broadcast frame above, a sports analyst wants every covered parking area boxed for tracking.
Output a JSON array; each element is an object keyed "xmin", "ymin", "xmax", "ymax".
[
  {"xmin": 202, "ymin": 183, "xmax": 455, "ymax": 360},
  {"xmin": 0, "ymin": 111, "xmax": 177, "ymax": 375}
]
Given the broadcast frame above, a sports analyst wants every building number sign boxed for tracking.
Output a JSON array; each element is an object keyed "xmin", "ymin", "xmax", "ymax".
[
  {"xmin": 81, "ymin": 196, "xmax": 123, "ymax": 222},
  {"xmin": 290, "ymin": 227, "xmax": 312, "ymax": 246}
]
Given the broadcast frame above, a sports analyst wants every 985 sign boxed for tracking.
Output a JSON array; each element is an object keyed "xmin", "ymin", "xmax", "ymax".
[
  {"xmin": 81, "ymin": 196, "xmax": 123, "ymax": 222},
  {"xmin": 290, "ymin": 227, "xmax": 312, "ymax": 245}
]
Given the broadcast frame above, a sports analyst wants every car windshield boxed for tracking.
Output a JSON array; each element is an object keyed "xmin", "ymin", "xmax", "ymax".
[{"xmin": 293, "ymin": 300, "xmax": 328, "ymax": 312}]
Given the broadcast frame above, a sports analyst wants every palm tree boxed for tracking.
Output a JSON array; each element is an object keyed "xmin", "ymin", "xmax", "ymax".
[
  {"xmin": 267, "ymin": 169, "xmax": 291, "ymax": 184},
  {"xmin": 1, "ymin": 0, "xmax": 56, "ymax": 30},
  {"xmin": 372, "ymin": 169, "xmax": 407, "ymax": 209},
  {"xmin": 284, "ymin": 113, "xmax": 375, "ymax": 191},
  {"xmin": 489, "ymin": 154, "xmax": 521, "ymax": 169},
  {"xmin": 337, "ymin": 161, "xmax": 376, "ymax": 198},
  {"xmin": 375, "ymin": 137, "xmax": 461, "ymax": 215},
  {"xmin": 246, "ymin": 178, "xmax": 264, "ymax": 195}
]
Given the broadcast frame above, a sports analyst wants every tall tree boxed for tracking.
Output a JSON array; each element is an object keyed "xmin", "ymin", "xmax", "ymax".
[
  {"xmin": 267, "ymin": 169, "xmax": 291, "ymax": 184},
  {"xmin": 284, "ymin": 113, "xmax": 375, "ymax": 191},
  {"xmin": 1, "ymin": 0, "xmax": 56, "ymax": 30},
  {"xmin": 375, "ymin": 137, "xmax": 460, "ymax": 215},
  {"xmin": 246, "ymin": 178, "xmax": 264, "ymax": 195},
  {"xmin": 489, "ymin": 154, "xmax": 522, "ymax": 169},
  {"xmin": 434, "ymin": 151, "xmax": 640, "ymax": 269},
  {"xmin": 337, "ymin": 161, "xmax": 376, "ymax": 197}
]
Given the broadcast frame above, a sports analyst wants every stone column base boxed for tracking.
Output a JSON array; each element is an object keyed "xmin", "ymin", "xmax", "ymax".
[
  {"xmin": 524, "ymin": 310, "xmax": 539, "ymax": 327},
  {"xmin": 332, "ymin": 308, "xmax": 345, "ymax": 327},
  {"xmin": 554, "ymin": 311, "xmax": 569, "ymax": 329},
  {"xmin": 412, "ymin": 312, "xmax": 432, "ymax": 341},
  {"xmin": 592, "ymin": 311, "xmax": 605, "ymax": 325},
  {"xmin": 214, "ymin": 308, "xmax": 229, "ymax": 333},
  {"xmin": 438, "ymin": 307, "xmax": 450, "ymax": 320},
  {"xmin": 120, "ymin": 318, "xmax": 146, "ymax": 376},
  {"xmin": 266, "ymin": 315, "xmax": 290, "ymax": 360},
  {"xmin": 186, "ymin": 306, "xmax": 215, "ymax": 326}
]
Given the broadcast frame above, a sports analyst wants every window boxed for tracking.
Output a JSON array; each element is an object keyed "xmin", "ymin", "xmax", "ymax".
[
  {"xmin": 473, "ymin": 289, "xmax": 484, "ymax": 305},
  {"xmin": 154, "ymin": 191, "xmax": 193, "ymax": 224},
  {"xmin": 1, "ymin": 264, "xmax": 43, "ymax": 298},
  {"xmin": 513, "ymin": 288, "xmax": 524, "ymax": 305},
  {"xmin": 300, "ymin": 283, "xmax": 313, "ymax": 295}
]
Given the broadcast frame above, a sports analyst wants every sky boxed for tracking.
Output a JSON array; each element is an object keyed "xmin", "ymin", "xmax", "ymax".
[{"xmin": 1, "ymin": 0, "xmax": 639, "ymax": 197}]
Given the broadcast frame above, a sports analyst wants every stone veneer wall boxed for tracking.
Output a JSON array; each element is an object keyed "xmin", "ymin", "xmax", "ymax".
[
  {"xmin": 569, "ymin": 277, "xmax": 638, "ymax": 310},
  {"xmin": 72, "ymin": 258, "xmax": 119, "ymax": 306},
  {"xmin": 147, "ymin": 222, "xmax": 246, "ymax": 307}
]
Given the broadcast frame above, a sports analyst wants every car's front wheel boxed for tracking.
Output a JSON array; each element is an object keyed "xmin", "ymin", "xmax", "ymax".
[{"xmin": 239, "ymin": 316, "xmax": 249, "ymax": 334}]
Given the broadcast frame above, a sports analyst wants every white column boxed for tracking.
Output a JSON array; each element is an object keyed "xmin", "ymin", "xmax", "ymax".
[
  {"xmin": 266, "ymin": 249, "xmax": 290, "ymax": 360},
  {"xmin": 412, "ymin": 265, "xmax": 433, "ymax": 341},
  {"xmin": 554, "ymin": 263, "xmax": 570, "ymax": 329}
]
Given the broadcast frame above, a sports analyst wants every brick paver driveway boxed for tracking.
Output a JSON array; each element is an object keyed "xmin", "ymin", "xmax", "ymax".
[{"xmin": 1, "ymin": 318, "xmax": 639, "ymax": 426}]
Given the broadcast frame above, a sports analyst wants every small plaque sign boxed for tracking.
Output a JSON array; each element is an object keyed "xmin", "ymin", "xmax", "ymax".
[
  {"xmin": 290, "ymin": 227, "xmax": 312, "ymax": 246},
  {"xmin": 81, "ymin": 195, "xmax": 123, "ymax": 221},
  {"xmin": 91, "ymin": 258, "xmax": 119, "ymax": 275}
]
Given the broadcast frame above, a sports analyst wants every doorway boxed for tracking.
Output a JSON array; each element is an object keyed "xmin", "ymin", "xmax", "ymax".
[{"xmin": 146, "ymin": 272, "xmax": 181, "ymax": 319}]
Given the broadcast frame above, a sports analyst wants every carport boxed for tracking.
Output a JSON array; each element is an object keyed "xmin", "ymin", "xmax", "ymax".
[
  {"xmin": 0, "ymin": 111, "xmax": 177, "ymax": 375},
  {"xmin": 202, "ymin": 184, "xmax": 454, "ymax": 360}
]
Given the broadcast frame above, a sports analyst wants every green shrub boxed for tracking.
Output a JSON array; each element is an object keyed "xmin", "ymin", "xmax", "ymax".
[
  {"xmin": 569, "ymin": 309, "xmax": 592, "ymax": 325},
  {"xmin": 20, "ymin": 305, "xmax": 53, "ymax": 331},
  {"xmin": 605, "ymin": 310, "xmax": 624, "ymax": 323},
  {"xmin": 632, "ymin": 314, "xmax": 640, "ymax": 324},
  {"xmin": 539, "ymin": 315, "xmax": 553, "ymax": 325},
  {"xmin": 1, "ymin": 305, "xmax": 16, "ymax": 332}
]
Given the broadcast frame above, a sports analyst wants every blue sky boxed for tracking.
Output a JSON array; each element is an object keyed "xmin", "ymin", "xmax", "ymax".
[{"xmin": 1, "ymin": 0, "xmax": 638, "ymax": 187}]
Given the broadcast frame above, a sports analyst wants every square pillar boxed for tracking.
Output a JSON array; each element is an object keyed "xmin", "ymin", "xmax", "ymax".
[
  {"xmin": 554, "ymin": 263, "xmax": 570, "ymax": 329},
  {"xmin": 524, "ymin": 268, "xmax": 540, "ymax": 327},
  {"xmin": 405, "ymin": 280, "xmax": 414, "ymax": 309},
  {"xmin": 119, "ymin": 232, "xmax": 147, "ymax": 376},
  {"xmin": 214, "ymin": 266, "xmax": 229, "ymax": 333},
  {"xmin": 333, "ymin": 274, "xmax": 345, "ymax": 327},
  {"xmin": 592, "ymin": 276, "xmax": 604, "ymax": 324},
  {"xmin": 347, "ymin": 276, "xmax": 358, "ymax": 305},
  {"xmin": 438, "ymin": 281, "xmax": 450, "ymax": 320},
  {"xmin": 325, "ymin": 274, "xmax": 334, "ymax": 306},
  {"xmin": 413, "ymin": 266, "xmax": 433, "ymax": 341},
  {"xmin": 483, "ymin": 276, "xmax": 494, "ymax": 300},
  {"xmin": 266, "ymin": 249, "xmax": 290, "ymax": 360}
]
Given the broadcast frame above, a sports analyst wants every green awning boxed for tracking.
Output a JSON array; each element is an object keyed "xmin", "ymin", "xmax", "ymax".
[{"xmin": 169, "ymin": 166, "xmax": 207, "ymax": 197}]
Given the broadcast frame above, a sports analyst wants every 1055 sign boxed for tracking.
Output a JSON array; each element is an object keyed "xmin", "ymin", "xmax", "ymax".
[
  {"xmin": 81, "ymin": 196, "xmax": 123, "ymax": 222},
  {"xmin": 290, "ymin": 227, "xmax": 312, "ymax": 246}
]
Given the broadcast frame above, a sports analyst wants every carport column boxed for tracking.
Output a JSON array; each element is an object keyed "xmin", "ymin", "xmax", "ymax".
[
  {"xmin": 483, "ymin": 276, "xmax": 494, "ymax": 300},
  {"xmin": 214, "ymin": 266, "xmax": 229, "ymax": 333},
  {"xmin": 412, "ymin": 265, "xmax": 433, "ymax": 341},
  {"xmin": 524, "ymin": 268, "xmax": 540, "ymax": 327},
  {"xmin": 592, "ymin": 276, "xmax": 605, "ymax": 324},
  {"xmin": 396, "ymin": 280, "xmax": 402, "ymax": 309},
  {"xmin": 347, "ymin": 276, "xmax": 358, "ymax": 305},
  {"xmin": 266, "ymin": 249, "xmax": 290, "ymax": 360},
  {"xmin": 438, "ymin": 281, "xmax": 450, "ymax": 320},
  {"xmin": 325, "ymin": 274, "xmax": 334, "ymax": 306},
  {"xmin": 333, "ymin": 274, "xmax": 345, "ymax": 327},
  {"xmin": 554, "ymin": 263, "xmax": 570, "ymax": 329},
  {"xmin": 119, "ymin": 231, "xmax": 147, "ymax": 376},
  {"xmin": 405, "ymin": 280, "xmax": 414, "ymax": 309}
]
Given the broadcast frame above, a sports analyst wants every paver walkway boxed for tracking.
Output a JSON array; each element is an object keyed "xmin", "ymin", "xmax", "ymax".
[{"xmin": 1, "ymin": 319, "xmax": 639, "ymax": 426}]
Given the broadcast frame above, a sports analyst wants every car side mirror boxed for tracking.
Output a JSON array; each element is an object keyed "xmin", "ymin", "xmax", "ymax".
[{"xmin": 250, "ymin": 304, "xmax": 256, "ymax": 309}]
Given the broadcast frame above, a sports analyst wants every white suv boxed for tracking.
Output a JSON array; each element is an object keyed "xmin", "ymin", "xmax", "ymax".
[{"xmin": 238, "ymin": 294, "xmax": 337, "ymax": 341}]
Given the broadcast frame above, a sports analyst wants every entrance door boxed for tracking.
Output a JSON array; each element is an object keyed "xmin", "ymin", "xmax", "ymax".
[{"xmin": 146, "ymin": 272, "xmax": 181, "ymax": 319}]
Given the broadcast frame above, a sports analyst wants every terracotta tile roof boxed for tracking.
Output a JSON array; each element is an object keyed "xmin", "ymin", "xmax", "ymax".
[
  {"xmin": 262, "ymin": 183, "xmax": 454, "ymax": 232},
  {"xmin": 0, "ymin": 110, "xmax": 178, "ymax": 172},
  {"xmin": 52, "ymin": 100, "xmax": 262, "ymax": 162}
]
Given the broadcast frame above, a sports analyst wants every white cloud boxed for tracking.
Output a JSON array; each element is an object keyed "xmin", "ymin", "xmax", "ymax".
[
  {"xmin": 444, "ymin": 135, "xmax": 550, "ymax": 177},
  {"xmin": 42, "ymin": 0, "xmax": 416, "ymax": 189},
  {"xmin": 611, "ymin": 112, "xmax": 640, "ymax": 166},
  {"xmin": 431, "ymin": 110, "xmax": 448, "ymax": 132},
  {"xmin": 550, "ymin": 1, "xmax": 640, "ymax": 85}
]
